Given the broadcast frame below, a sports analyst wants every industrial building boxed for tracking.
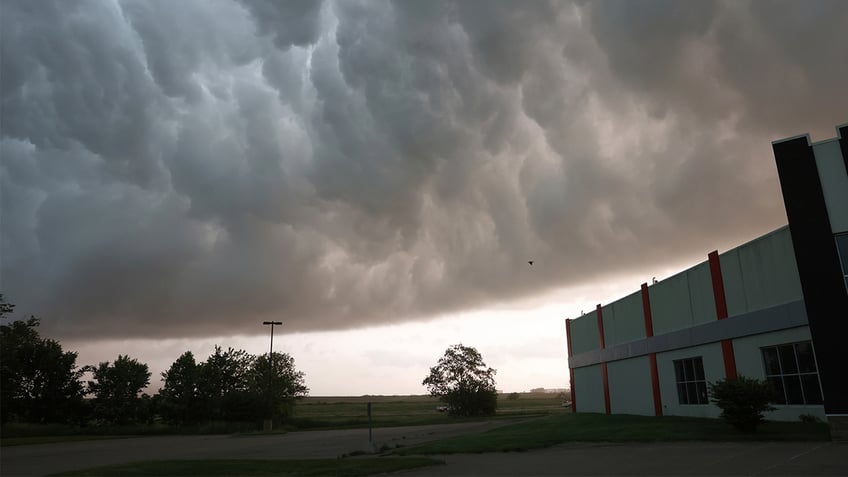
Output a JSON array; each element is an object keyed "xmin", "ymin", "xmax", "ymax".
[{"xmin": 565, "ymin": 124, "xmax": 848, "ymax": 437}]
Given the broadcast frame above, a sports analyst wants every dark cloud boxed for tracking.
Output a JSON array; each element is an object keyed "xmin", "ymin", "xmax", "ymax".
[
  {"xmin": 238, "ymin": 0, "xmax": 324, "ymax": 49},
  {"xmin": 1, "ymin": 0, "xmax": 845, "ymax": 340}
]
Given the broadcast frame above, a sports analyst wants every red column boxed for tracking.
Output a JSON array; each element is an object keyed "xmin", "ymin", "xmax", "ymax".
[
  {"xmin": 565, "ymin": 319, "xmax": 576, "ymax": 413},
  {"xmin": 641, "ymin": 283, "xmax": 663, "ymax": 416},
  {"xmin": 597, "ymin": 304, "xmax": 611, "ymax": 415},
  {"xmin": 708, "ymin": 251, "xmax": 737, "ymax": 380}
]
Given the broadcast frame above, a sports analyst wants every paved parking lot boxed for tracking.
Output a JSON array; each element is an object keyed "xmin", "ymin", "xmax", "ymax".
[
  {"xmin": 398, "ymin": 441, "xmax": 848, "ymax": 476},
  {"xmin": 3, "ymin": 420, "xmax": 846, "ymax": 476},
  {"xmin": 1, "ymin": 420, "xmax": 515, "ymax": 476}
]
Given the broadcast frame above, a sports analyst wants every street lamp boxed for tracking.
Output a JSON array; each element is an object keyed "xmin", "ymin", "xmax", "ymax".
[
  {"xmin": 262, "ymin": 321, "xmax": 282, "ymax": 431},
  {"xmin": 263, "ymin": 321, "xmax": 283, "ymax": 357}
]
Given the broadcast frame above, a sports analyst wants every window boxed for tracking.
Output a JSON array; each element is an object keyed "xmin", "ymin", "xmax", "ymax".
[
  {"xmin": 836, "ymin": 234, "xmax": 848, "ymax": 291},
  {"xmin": 761, "ymin": 341, "xmax": 822, "ymax": 405},
  {"xmin": 674, "ymin": 357, "xmax": 708, "ymax": 404}
]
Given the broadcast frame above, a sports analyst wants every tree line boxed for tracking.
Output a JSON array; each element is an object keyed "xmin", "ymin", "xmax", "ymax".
[{"xmin": 0, "ymin": 296, "xmax": 308, "ymax": 428}]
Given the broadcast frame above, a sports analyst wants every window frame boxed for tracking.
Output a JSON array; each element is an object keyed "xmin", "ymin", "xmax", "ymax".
[
  {"xmin": 836, "ymin": 233, "xmax": 848, "ymax": 291},
  {"xmin": 760, "ymin": 340, "xmax": 823, "ymax": 406},
  {"xmin": 672, "ymin": 356, "xmax": 709, "ymax": 405}
]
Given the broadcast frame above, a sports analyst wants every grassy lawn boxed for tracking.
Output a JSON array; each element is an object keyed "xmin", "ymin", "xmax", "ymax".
[
  {"xmin": 394, "ymin": 412, "xmax": 832, "ymax": 455},
  {"xmin": 1, "ymin": 435, "xmax": 137, "ymax": 447},
  {"xmin": 49, "ymin": 457, "xmax": 443, "ymax": 477}
]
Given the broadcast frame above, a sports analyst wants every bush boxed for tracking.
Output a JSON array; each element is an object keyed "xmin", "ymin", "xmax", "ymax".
[
  {"xmin": 445, "ymin": 389, "xmax": 498, "ymax": 417},
  {"xmin": 799, "ymin": 413, "xmax": 821, "ymax": 424},
  {"xmin": 708, "ymin": 377, "xmax": 776, "ymax": 432}
]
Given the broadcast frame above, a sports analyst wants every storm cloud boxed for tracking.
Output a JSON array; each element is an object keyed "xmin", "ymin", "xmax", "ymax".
[{"xmin": 2, "ymin": 0, "xmax": 846, "ymax": 340}]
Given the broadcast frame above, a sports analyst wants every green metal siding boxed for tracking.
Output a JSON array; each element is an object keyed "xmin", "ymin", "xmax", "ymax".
[
  {"xmin": 720, "ymin": 249, "xmax": 748, "ymax": 317},
  {"xmin": 570, "ymin": 311, "xmax": 600, "ymax": 355},
  {"xmin": 604, "ymin": 291, "xmax": 645, "ymax": 346},
  {"xmin": 650, "ymin": 270, "xmax": 694, "ymax": 335},
  {"xmin": 736, "ymin": 228, "xmax": 803, "ymax": 313},
  {"xmin": 688, "ymin": 262, "xmax": 718, "ymax": 325}
]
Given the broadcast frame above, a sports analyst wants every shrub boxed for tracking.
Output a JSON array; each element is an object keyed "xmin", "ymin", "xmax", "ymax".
[
  {"xmin": 799, "ymin": 413, "xmax": 821, "ymax": 424},
  {"xmin": 708, "ymin": 377, "xmax": 776, "ymax": 432}
]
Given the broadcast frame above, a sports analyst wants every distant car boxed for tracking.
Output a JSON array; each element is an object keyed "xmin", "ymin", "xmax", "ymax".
[
  {"xmin": 561, "ymin": 400, "xmax": 573, "ymax": 408},
  {"xmin": 436, "ymin": 405, "xmax": 450, "ymax": 412}
]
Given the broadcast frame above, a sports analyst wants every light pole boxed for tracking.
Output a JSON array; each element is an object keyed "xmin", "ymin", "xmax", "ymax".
[{"xmin": 262, "ymin": 321, "xmax": 282, "ymax": 431}]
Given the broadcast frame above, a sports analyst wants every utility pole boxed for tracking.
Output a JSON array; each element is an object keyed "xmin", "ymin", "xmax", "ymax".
[{"xmin": 262, "ymin": 321, "xmax": 282, "ymax": 431}]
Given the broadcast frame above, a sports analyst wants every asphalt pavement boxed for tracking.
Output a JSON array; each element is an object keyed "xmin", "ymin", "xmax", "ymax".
[
  {"xmin": 397, "ymin": 440, "xmax": 848, "ymax": 476},
  {"xmin": 0, "ymin": 419, "xmax": 516, "ymax": 476},
  {"xmin": 2, "ymin": 420, "xmax": 846, "ymax": 476}
]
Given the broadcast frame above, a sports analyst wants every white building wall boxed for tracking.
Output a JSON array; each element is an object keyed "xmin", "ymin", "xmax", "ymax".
[
  {"xmin": 720, "ymin": 227, "xmax": 803, "ymax": 316},
  {"xmin": 603, "ymin": 291, "xmax": 645, "ymax": 347},
  {"xmin": 569, "ymin": 313, "xmax": 600, "ymax": 355},
  {"xmin": 608, "ymin": 356, "xmax": 654, "ymax": 416},
  {"xmin": 573, "ymin": 365, "xmax": 605, "ymax": 414},
  {"xmin": 657, "ymin": 342, "xmax": 724, "ymax": 419},
  {"xmin": 650, "ymin": 271, "xmax": 694, "ymax": 336},
  {"xmin": 813, "ymin": 139, "xmax": 848, "ymax": 234},
  {"xmin": 649, "ymin": 261, "xmax": 716, "ymax": 336},
  {"xmin": 732, "ymin": 326, "xmax": 825, "ymax": 421}
]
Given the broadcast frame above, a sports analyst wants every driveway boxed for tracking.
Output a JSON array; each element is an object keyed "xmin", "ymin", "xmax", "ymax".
[
  {"xmin": 4, "ymin": 422, "xmax": 846, "ymax": 476},
  {"xmin": 1, "ymin": 419, "xmax": 518, "ymax": 476}
]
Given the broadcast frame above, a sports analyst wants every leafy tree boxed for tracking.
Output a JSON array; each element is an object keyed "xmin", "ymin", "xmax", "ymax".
[
  {"xmin": 250, "ymin": 352, "xmax": 309, "ymax": 423},
  {"xmin": 423, "ymin": 344, "xmax": 497, "ymax": 417},
  {"xmin": 159, "ymin": 351, "xmax": 203, "ymax": 425},
  {"xmin": 197, "ymin": 346, "xmax": 255, "ymax": 421},
  {"xmin": 709, "ymin": 377, "xmax": 777, "ymax": 432},
  {"xmin": 158, "ymin": 346, "xmax": 309, "ymax": 426},
  {"xmin": 87, "ymin": 354, "xmax": 151, "ymax": 425},
  {"xmin": 0, "ymin": 294, "xmax": 13, "ymax": 317},
  {"xmin": 0, "ymin": 297, "xmax": 86, "ymax": 424}
]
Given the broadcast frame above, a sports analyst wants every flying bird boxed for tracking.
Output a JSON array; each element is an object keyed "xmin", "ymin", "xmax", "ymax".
[{"xmin": 528, "ymin": 261, "xmax": 534, "ymax": 266}]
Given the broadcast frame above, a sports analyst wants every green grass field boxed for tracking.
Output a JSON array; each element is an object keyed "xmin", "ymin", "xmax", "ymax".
[
  {"xmin": 394, "ymin": 412, "xmax": 832, "ymax": 455},
  {"xmin": 1, "ymin": 393, "xmax": 567, "ymax": 445},
  {"xmin": 290, "ymin": 393, "xmax": 566, "ymax": 430}
]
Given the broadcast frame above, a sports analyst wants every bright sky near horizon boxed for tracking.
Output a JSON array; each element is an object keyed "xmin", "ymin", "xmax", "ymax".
[
  {"xmin": 65, "ymin": 256, "xmax": 730, "ymax": 395},
  {"xmin": 64, "ymin": 267, "xmax": 677, "ymax": 395},
  {"xmin": 2, "ymin": 1, "xmax": 846, "ymax": 396}
]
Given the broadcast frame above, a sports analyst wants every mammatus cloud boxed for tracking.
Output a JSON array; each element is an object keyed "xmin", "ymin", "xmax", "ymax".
[{"xmin": 2, "ymin": 0, "xmax": 846, "ymax": 340}]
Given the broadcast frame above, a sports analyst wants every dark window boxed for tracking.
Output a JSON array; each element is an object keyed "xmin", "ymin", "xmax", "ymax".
[
  {"xmin": 673, "ymin": 357, "xmax": 708, "ymax": 405},
  {"xmin": 837, "ymin": 234, "xmax": 848, "ymax": 291},
  {"xmin": 761, "ymin": 341, "xmax": 823, "ymax": 405}
]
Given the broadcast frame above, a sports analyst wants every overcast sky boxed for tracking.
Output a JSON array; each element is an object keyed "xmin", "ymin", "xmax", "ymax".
[{"xmin": 2, "ymin": 0, "xmax": 846, "ymax": 395}]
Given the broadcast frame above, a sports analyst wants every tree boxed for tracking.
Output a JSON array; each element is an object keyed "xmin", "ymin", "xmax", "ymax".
[
  {"xmin": 0, "ymin": 294, "xmax": 13, "ymax": 317},
  {"xmin": 423, "ymin": 344, "xmax": 497, "ymax": 416},
  {"xmin": 159, "ymin": 351, "xmax": 203, "ymax": 425},
  {"xmin": 87, "ymin": 354, "xmax": 151, "ymax": 425},
  {"xmin": 250, "ymin": 352, "xmax": 309, "ymax": 423},
  {"xmin": 709, "ymin": 377, "xmax": 777, "ymax": 432},
  {"xmin": 0, "ymin": 297, "xmax": 86, "ymax": 424},
  {"xmin": 197, "ymin": 346, "xmax": 255, "ymax": 422}
]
